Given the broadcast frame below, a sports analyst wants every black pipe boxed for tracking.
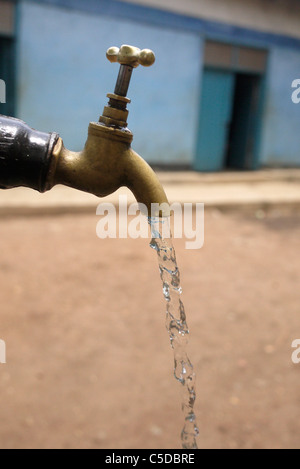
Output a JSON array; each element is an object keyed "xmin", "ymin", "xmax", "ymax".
[{"xmin": 0, "ymin": 115, "xmax": 59, "ymax": 192}]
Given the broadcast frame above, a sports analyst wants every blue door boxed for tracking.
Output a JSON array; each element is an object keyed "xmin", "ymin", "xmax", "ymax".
[{"xmin": 195, "ymin": 69, "xmax": 235, "ymax": 171}]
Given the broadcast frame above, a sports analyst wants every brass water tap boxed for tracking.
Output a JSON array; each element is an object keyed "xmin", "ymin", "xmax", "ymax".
[{"xmin": 0, "ymin": 45, "xmax": 169, "ymax": 217}]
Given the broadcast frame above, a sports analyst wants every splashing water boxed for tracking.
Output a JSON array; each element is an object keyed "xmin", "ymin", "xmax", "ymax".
[{"xmin": 149, "ymin": 217, "xmax": 199, "ymax": 449}]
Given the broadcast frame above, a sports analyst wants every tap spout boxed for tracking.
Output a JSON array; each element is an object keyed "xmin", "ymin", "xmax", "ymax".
[
  {"xmin": 125, "ymin": 148, "xmax": 170, "ymax": 217},
  {"xmin": 47, "ymin": 122, "xmax": 170, "ymax": 217}
]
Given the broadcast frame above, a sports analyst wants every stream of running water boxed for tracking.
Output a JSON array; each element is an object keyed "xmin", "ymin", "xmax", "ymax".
[{"xmin": 149, "ymin": 217, "xmax": 199, "ymax": 449}]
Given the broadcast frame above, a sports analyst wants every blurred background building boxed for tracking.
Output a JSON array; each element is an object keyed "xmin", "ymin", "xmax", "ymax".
[{"xmin": 1, "ymin": 0, "xmax": 300, "ymax": 171}]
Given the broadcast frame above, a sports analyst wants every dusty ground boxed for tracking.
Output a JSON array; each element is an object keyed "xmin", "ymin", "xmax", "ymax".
[{"xmin": 0, "ymin": 210, "xmax": 299, "ymax": 449}]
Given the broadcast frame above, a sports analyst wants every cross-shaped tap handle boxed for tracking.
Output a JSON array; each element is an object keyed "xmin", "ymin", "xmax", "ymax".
[
  {"xmin": 106, "ymin": 45, "xmax": 155, "ymax": 97},
  {"xmin": 107, "ymin": 45, "xmax": 155, "ymax": 68}
]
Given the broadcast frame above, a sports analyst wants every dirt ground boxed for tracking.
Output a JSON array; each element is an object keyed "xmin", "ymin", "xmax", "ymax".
[{"xmin": 0, "ymin": 209, "xmax": 299, "ymax": 449}]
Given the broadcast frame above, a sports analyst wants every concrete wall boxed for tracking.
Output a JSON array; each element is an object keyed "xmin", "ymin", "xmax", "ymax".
[
  {"xmin": 261, "ymin": 47, "xmax": 300, "ymax": 166},
  {"xmin": 17, "ymin": 1, "xmax": 201, "ymax": 164},
  {"xmin": 119, "ymin": 0, "xmax": 300, "ymax": 39}
]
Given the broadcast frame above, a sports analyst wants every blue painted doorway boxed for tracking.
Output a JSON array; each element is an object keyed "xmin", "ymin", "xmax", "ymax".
[
  {"xmin": 194, "ymin": 41, "xmax": 267, "ymax": 172},
  {"xmin": 195, "ymin": 69, "xmax": 236, "ymax": 172}
]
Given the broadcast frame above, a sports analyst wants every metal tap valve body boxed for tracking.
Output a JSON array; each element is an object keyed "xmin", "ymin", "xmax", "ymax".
[{"xmin": 99, "ymin": 45, "xmax": 156, "ymax": 130}]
